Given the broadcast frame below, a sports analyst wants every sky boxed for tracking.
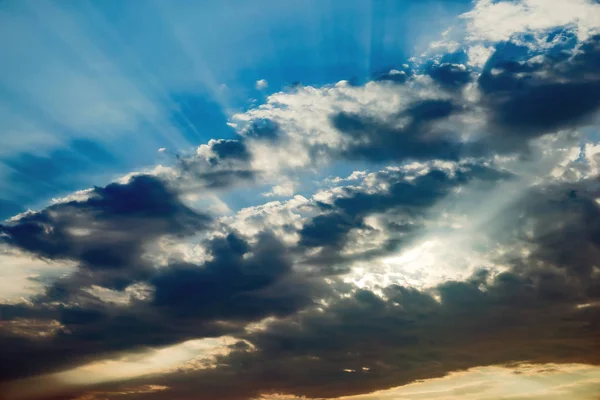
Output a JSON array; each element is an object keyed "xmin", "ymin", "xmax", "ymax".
[{"xmin": 0, "ymin": 0, "xmax": 600, "ymax": 399}]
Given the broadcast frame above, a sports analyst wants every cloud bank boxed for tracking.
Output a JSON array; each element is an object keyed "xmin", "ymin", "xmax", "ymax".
[{"xmin": 1, "ymin": 1, "xmax": 600, "ymax": 400}]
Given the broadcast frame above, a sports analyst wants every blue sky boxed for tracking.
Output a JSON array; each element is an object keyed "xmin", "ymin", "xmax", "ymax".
[
  {"xmin": 0, "ymin": 0, "xmax": 472, "ymax": 219},
  {"xmin": 2, "ymin": 1, "xmax": 600, "ymax": 400}
]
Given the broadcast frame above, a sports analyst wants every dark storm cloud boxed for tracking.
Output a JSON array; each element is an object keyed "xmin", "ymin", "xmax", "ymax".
[
  {"xmin": 478, "ymin": 35, "xmax": 600, "ymax": 151},
  {"xmin": 0, "ymin": 174, "xmax": 209, "ymax": 289},
  {"xmin": 492, "ymin": 179, "xmax": 600, "ymax": 287},
  {"xmin": 151, "ymin": 232, "xmax": 319, "ymax": 320},
  {"xmin": 299, "ymin": 212, "xmax": 367, "ymax": 249},
  {"xmin": 0, "ymin": 174, "xmax": 215, "ymax": 380},
  {"xmin": 94, "ymin": 179, "xmax": 600, "ymax": 400},
  {"xmin": 332, "ymin": 99, "xmax": 464, "ymax": 162},
  {"xmin": 0, "ymin": 231, "xmax": 324, "ymax": 383}
]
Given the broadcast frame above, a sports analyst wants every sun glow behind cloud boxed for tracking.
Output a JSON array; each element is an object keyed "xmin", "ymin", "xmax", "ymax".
[
  {"xmin": 3, "ymin": 336, "xmax": 240, "ymax": 400},
  {"xmin": 338, "ymin": 364, "xmax": 600, "ymax": 400}
]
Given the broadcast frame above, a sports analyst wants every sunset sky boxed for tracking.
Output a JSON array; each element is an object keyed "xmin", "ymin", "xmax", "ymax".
[{"xmin": 1, "ymin": 1, "xmax": 600, "ymax": 399}]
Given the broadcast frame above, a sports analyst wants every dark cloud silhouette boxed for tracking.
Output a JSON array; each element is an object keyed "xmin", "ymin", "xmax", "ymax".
[
  {"xmin": 374, "ymin": 69, "xmax": 409, "ymax": 84},
  {"xmin": 0, "ymin": 232, "xmax": 324, "ymax": 384},
  {"xmin": 207, "ymin": 139, "xmax": 250, "ymax": 163},
  {"xmin": 1, "ymin": 175, "xmax": 208, "ymax": 268},
  {"xmin": 332, "ymin": 99, "xmax": 464, "ymax": 162},
  {"xmin": 478, "ymin": 35, "xmax": 600, "ymax": 151},
  {"xmin": 427, "ymin": 62, "xmax": 472, "ymax": 89},
  {"xmin": 151, "ymin": 233, "xmax": 319, "ymax": 320},
  {"xmin": 329, "ymin": 35, "xmax": 600, "ymax": 164}
]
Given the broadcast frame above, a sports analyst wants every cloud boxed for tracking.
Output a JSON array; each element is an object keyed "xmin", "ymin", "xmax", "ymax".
[
  {"xmin": 338, "ymin": 364, "xmax": 600, "ymax": 400},
  {"xmin": 0, "ymin": 175, "xmax": 210, "ymax": 290},
  {"xmin": 374, "ymin": 68, "xmax": 409, "ymax": 84},
  {"xmin": 3, "ymin": 2, "xmax": 600, "ymax": 400},
  {"xmin": 224, "ymin": 32, "xmax": 600, "ymax": 175},
  {"xmin": 262, "ymin": 182, "xmax": 295, "ymax": 198},
  {"xmin": 462, "ymin": 0, "xmax": 600, "ymax": 43},
  {"xmin": 255, "ymin": 79, "xmax": 269, "ymax": 90},
  {"xmin": 331, "ymin": 99, "xmax": 465, "ymax": 162},
  {"xmin": 476, "ymin": 35, "xmax": 600, "ymax": 152},
  {"xmin": 0, "ymin": 161, "xmax": 515, "ymax": 388},
  {"xmin": 0, "ymin": 232, "xmax": 326, "ymax": 385},
  {"xmin": 88, "ymin": 178, "xmax": 600, "ymax": 400},
  {"xmin": 298, "ymin": 162, "xmax": 512, "ymax": 268}
]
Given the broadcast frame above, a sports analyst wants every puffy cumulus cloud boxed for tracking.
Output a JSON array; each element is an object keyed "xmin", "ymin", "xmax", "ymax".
[
  {"xmin": 231, "ymin": 80, "xmax": 432, "ymax": 172},
  {"xmin": 462, "ymin": 0, "xmax": 600, "ymax": 44},
  {"xmin": 427, "ymin": 0, "xmax": 600, "ymax": 65},
  {"xmin": 262, "ymin": 182, "xmax": 296, "ymax": 198},
  {"xmin": 0, "ymin": 143, "xmax": 591, "ymax": 399}
]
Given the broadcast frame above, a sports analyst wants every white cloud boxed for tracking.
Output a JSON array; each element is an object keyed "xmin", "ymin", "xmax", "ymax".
[
  {"xmin": 466, "ymin": 44, "xmax": 494, "ymax": 67},
  {"xmin": 222, "ymin": 195, "xmax": 310, "ymax": 245},
  {"xmin": 255, "ymin": 79, "xmax": 268, "ymax": 90},
  {"xmin": 463, "ymin": 0, "xmax": 600, "ymax": 43},
  {"xmin": 424, "ymin": 0, "xmax": 600, "ymax": 70},
  {"xmin": 263, "ymin": 182, "xmax": 295, "ymax": 197},
  {"xmin": 233, "ymin": 78, "xmax": 450, "ymax": 174},
  {"xmin": 50, "ymin": 188, "xmax": 96, "ymax": 205}
]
